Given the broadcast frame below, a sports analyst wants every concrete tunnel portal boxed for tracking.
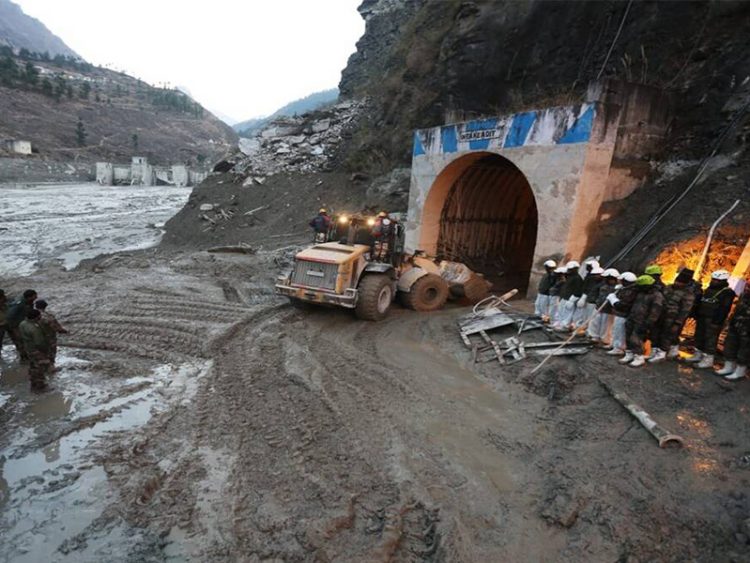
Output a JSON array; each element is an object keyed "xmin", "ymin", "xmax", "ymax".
[{"xmin": 422, "ymin": 152, "xmax": 538, "ymax": 294}]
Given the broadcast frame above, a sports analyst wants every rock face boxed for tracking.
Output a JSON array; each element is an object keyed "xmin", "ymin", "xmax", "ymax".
[{"xmin": 0, "ymin": 0, "xmax": 78, "ymax": 57}]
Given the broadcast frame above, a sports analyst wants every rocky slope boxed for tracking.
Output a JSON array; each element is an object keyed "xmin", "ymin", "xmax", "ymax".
[
  {"xmin": 0, "ymin": 0, "xmax": 77, "ymax": 58},
  {"xmin": 336, "ymin": 0, "xmax": 750, "ymax": 267}
]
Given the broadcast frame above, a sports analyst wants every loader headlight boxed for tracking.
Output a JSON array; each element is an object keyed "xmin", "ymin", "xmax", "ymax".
[
  {"xmin": 367, "ymin": 218, "xmax": 375, "ymax": 227},
  {"xmin": 339, "ymin": 215, "xmax": 349, "ymax": 224}
]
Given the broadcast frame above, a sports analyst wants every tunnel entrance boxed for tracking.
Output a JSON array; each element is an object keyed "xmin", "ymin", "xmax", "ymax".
[{"xmin": 436, "ymin": 154, "xmax": 538, "ymax": 294}]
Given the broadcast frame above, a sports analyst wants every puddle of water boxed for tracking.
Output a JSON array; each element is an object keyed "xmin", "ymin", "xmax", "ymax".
[{"xmin": 0, "ymin": 353, "xmax": 212, "ymax": 561}]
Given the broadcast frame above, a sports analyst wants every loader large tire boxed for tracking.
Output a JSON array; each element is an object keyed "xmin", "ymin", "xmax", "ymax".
[
  {"xmin": 355, "ymin": 274, "xmax": 394, "ymax": 321},
  {"xmin": 401, "ymin": 273, "xmax": 449, "ymax": 312}
]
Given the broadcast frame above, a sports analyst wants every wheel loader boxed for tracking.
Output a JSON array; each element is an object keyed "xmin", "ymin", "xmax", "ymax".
[{"xmin": 274, "ymin": 213, "xmax": 451, "ymax": 320}]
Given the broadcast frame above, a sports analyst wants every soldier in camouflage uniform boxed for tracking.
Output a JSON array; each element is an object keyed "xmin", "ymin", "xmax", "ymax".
[
  {"xmin": 618, "ymin": 275, "xmax": 665, "ymax": 367},
  {"xmin": 19, "ymin": 309, "xmax": 51, "ymax": 391},
  {"xmin": 686, "ymin": 270, "xmax": 736, "ymax": 369},
  {"xmin": 6, "ymin": 289, "xmax": 37, "ymax": 361},
  {"xmin": 715, "ymin": 283, "xmax": 750, "ymax": 381},
  {"xmin": 35, "ymin": 299, "xmax": 68, "ymax": 370},
  {"xmin": 649, "ymin": 268, "xmax": 696, "ymax": 363}
]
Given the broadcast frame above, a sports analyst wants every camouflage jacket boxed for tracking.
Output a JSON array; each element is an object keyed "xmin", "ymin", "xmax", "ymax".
[
  {"xmin": 627, "ymin": 286, "xmax": 665, "ymax": 329},
  {"xmin": 19, "ymin": 319, "xmax": 50, "ymax": 353},
  {"xmin": 729, "ymin": 292, "xmax": 750, "ymax": 336},
  {"xmin": 39, "ymin": 311, "xmax": 65, "ymax": 343},
  {"xmin": 660, "ymin": 282, "xmax": 696, "ymax": 326},
  {"xmin": 612, "ymin": 285, "xmax": 638, "ymax": 318}
]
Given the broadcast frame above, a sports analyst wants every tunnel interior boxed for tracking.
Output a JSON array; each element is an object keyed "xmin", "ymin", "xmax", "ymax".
[{"xmin": 437, "ymin": 154, "xmax": 538, "ymax": 294}]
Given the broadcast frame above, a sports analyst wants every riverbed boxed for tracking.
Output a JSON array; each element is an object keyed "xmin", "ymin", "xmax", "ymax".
[{"xmin": 0, "ymin": 183, "xmax": 191, "ymax": 278}]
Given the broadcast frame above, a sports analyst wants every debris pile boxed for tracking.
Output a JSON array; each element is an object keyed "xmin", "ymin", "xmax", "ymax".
[
  {"xmin": 226, "ymin": 99, "xmax": 368, "ymax": 178},
  {"xmin": 458, "ymin": 291, "xmax": 593, "ymax": 365}
]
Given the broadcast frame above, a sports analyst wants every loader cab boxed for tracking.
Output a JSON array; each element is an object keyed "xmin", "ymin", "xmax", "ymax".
[{"xmin": 334, "ymin": 214, "xmax": 405, "ymax": 268}]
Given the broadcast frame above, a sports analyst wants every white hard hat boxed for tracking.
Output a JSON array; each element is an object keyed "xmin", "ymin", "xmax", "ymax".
[
  {"xmin": 712, "ymin": 269, "xmax": 730, "ymax": 280},
  {"xmin": 585, "ymin": 259, "xmax": 601, "ymax": 269},
  {"xmin": 590, "ymin": 266, "xmax": 605, "ymax": 275},
  {"xmin": 544, "ymin": 259, "xmax": 557, "ymax": 268},
  {"xmin": 621, "ymin": 272, "xmax": 637, "ymax": 283},
  {"xmin": 554, "ymin": 267, "xmax": 567, "ymax": 274},
  {"xmin": 602, "ymin": 268, "xmax": 620, "ymax": 278},
  {"xmin": 566, "ymin": 260, "xmax": 580, "ymax": 269}
]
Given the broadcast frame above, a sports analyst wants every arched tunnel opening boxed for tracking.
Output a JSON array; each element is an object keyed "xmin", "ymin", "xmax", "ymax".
[{"xmin": 436, "ymin": 154, "xmax": 538, "ymax": 295}]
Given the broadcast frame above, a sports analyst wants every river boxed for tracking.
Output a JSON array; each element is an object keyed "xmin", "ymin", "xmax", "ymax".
[{"xmin": 0, "ymin": 183, "xmax": 191, "ymax": 278}]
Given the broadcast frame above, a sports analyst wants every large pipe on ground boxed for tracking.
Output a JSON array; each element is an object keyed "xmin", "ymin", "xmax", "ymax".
[{"xmin": 598, "ymin": 377, "xmax": 684, "ymax": 448}]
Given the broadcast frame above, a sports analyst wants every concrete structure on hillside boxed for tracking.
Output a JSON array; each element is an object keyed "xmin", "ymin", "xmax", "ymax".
[
  {"xmin": 96, "ymin": 157, "xmax": 208, "ymax": 187},
  {"xmin": 2, "ymin": 139, "xmax": 32, "ymax": 155},
  {"xmin": 405, "ymin": 80, "xmax": 670, "ymax": 293}
]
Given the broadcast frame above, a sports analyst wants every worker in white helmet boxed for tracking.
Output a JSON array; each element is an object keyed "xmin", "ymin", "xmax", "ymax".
[
  {"xmin": 587, "ymin": 268, "xmax": 619, "ymax": 343},
  {"xmin": 576, "ymin": 264, "xmax": 604, "ymax": 329},
  {"xmin": 553, "ymin": 260, "xmax": 583, "ymax": 331},
  {"xmin": 605, "ymin": 272, "xmax": 638, "ymax": 355},
  {"xmin": 549, "ymin": 266, "xmax": 567, "ymax": 325},
  {"xmin": 534, "ymin": 259, "xmax": 558, "ymax": 321}
]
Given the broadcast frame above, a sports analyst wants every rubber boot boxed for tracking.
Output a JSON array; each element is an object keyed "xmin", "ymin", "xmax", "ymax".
[
  {"xmin": 618, "ymin": 351, "xmax": 635, "ymax": 364},
  {"xmin": 696, "ymin": 354, "xmax": 714, "ymax": 369},
  {"xmin": 725, "ymin": 364, "xmax": 747, "ymax": 381},
  {"xmin": 607, "ymin": 347, "xmax": 624, "ymax": 356},
  {"xmin": 648, "ymin": 348, "xmax": 667, "ymax": 363},
  {"xmin": 629, "ymin": 354, "xmax": 646, "ymax": 368},
  {"xmin": 715, "ymin": 361, "xmax": 736, "ymax": 376},
  {"xmin": 685, "ymin": 350, "xmax": 703, "ymax": 364},
  {"xmin": 667, "ymin": 345, "xmax": 680, "ymax": 360}
]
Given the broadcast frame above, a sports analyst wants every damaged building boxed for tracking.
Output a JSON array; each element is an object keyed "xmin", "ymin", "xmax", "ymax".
[{"xmin": 96, "ymin": 157, "xmax": 208, "ymax": 187}]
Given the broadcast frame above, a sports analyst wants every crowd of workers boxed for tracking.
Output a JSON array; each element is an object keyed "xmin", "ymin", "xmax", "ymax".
[
  {"xmin": 0, "ymin": 288, "xmax": 67, "ymax": 392},
  {"xmin": 535, "ymin": 259, "xmax": 748, "ymax": 381}
]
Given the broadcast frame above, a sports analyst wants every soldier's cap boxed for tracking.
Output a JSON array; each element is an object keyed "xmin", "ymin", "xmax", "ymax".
[
  {"xmin": 35, "ymin": 299, "xmax": 48, "ymax": 310},
  {"xmin": 644, "ymin": 264, "xmax": 663, "ymax": 276},
  {"xmin": 636, "ymin": 274, "xmax": 656, "ymax": 286}
]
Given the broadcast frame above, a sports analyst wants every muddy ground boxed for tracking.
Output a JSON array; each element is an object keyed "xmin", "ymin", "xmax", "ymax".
[{"xmin": 1, "ymin": 246, "xmax": 749, "ymax": 563}]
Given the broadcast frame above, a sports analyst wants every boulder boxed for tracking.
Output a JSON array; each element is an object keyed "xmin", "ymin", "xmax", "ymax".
[
  {"xmin": 312, "ymin": 119, "xmax": 331, "ymax": 133},
  {"xmin": 199, "ymin": 203, "xmax": 214, "ymax": 212}
]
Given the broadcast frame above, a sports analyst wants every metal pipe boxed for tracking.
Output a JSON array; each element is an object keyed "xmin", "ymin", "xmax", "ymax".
[{"xmin": 694, "ymin": 199, "xmax": 740, "ymax": 280}]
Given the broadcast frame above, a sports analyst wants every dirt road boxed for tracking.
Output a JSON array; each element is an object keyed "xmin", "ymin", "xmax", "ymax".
[{"xmin": 1, "ymin": 249, "xmax": 749, "ymax": 562}]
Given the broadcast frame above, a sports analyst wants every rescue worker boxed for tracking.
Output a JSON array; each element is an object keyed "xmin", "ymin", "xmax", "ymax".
[
  {"xmin": 549, "ymin": 266, "xmax": 567, "ymax": 325},
  {"xmin": 588, "ymin": 268, "xmax": 619, "ymax": 343},
  {"xmin": 716, "ymin": 282, "xmax": 750, "ymax": 381},
  {"xmin": 686, "ymin": 269, "xmax": 735, "ymax": 369},
  {"xmin": 19, "ymin": 309, "xmax": 51, "ymax": 391},
  {"xmin": 648, "ymin": 268, "xmax": 696, "ymax": 363},
  {"xmin": 0, "ymin": 289, "xmax": 7, "ymax": 354},
  {"xmin": 309, "ymin": 208, "xmax": 331, "ymax": 242},
  {"xmin": 6, "ymin": 289, "xmax": 38, "ymax": 361},
  {"xmin": 576, "ymin": 265, "xmax": 604, "ymax": 329},
  {"xmin": 644, "ymin": 264, "xmax": 665, "ymax": 291},
  {"xmin": 604, "ymin": 272, "xmax": 639, "ymax": 356},
  {"xmin": 534, "ymin": 260, "xmax": 557, "ymax": 321},
  {"xmin": 371, "ymin": 211, "xmax": 395, "ymax": 261},
  {"xmin": 553, "ymin": 261, "xmax": 583, "ymax": 331},
  {"xmin": 617, "ymin": 275, "xmax": 665, "ymax": 367},
  {"xmin": 35, "ymin": 299, "xmax": 68, "ymax": 370}
]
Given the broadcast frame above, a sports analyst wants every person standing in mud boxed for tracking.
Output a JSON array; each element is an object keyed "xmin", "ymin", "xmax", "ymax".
[
  {"xmin": 6, "ymin": 289, "xmax": 38, "ymax": 362},
  {"xmin": 648, "ymin": 268, "xmax": 696, "ymax": 363},
  {"xmin": 616, "ymin": 274, "xmax": 664, "ymax": 367},
  {"xmin": 715, "ymin": 281, "xmax": 750, "ymax": 381},
  {"xmin": 553, "ymin": 261, "xmax": 583, "ymax": 331},
  {"xmin": 0, "ymin": 290, "xmax": 7, "ymax": 355},
  {"xmin": 534, "ymin": 260, "xmax": 557, "ymax": 321},
  {"xmin": 686, "ymin": 270, "xmax": 735, "ymax": 370},
  {"xmin": 19, "ymin": 309, "xmax": 51, "ymax": 391},
  {"xmin": 309, "ymin": 208, "xmax": 331, "ymax": 243},
  {"xmin": 35, "ymin": 299, "xmax": 68, "ymax": 371}
]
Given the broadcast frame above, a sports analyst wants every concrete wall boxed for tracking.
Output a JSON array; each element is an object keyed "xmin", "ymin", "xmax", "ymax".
[
  {"xmin": 96, "ymin": 162, "xmax": 113, "ymax": 185},
  {"xmin": 3, "ymin": 140, "xmax": 32, "ymax": 155},
  {"xmin": 171, "ymin": 165, "xmax": 189, "ymax": 187},
  {"xmin": 405, "ymin": 80, "xmax": 668, "ymax": 291}
]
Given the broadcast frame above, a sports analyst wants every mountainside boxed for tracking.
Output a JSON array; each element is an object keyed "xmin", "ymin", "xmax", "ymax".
[
  {"xmin": 0, "ymin": 0, "xmax": 77, "ymax": 58},
  {"xmin": 234, "ymin": 88, "xmax": 338, "ymax": 137},
  {"xmin": 0, "ymin": 49, "xmax": 238, "ymax": 166},
  {"xmin": 336, "ymin": 0, "xmax": 750, "ymax": 267}
]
